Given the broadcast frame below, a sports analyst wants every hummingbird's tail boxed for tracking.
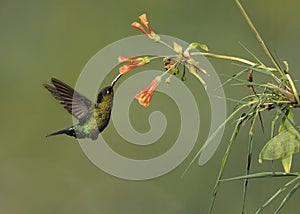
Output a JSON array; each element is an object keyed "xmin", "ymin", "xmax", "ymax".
[{"xmin": 46, "ymin": 126, "xmax": 76, "ymax": 138}]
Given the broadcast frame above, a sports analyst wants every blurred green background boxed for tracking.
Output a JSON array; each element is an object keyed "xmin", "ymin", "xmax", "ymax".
[{"xmin": 1, "ymin": 0, "xmax": 300, "ymax": 213}]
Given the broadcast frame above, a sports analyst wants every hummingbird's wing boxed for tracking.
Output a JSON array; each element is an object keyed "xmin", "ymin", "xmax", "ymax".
[{"xmin": 43, "ymin": 78, "xmax": 94, "ymax": 123}]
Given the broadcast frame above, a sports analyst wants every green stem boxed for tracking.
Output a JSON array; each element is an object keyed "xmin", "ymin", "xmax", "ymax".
[
  {"xmin": 286, "ymin": 74, "xmax": 300, "ymax": 105},
  {"xmin": 157, "ymin": 39, "xmax": 174, "ymax": 51},
  {"xmin": 191, "ymin": 52, "xmax": 277, "ymax": 72},
  {"xmin": 235, "ymin": 0, "xmax": 284, "ymax": 77}
]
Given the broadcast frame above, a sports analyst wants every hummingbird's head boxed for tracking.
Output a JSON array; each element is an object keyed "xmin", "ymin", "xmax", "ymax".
[{"xmin": 97, "ymin": 86, "xmax": 114, "ymax": 103}]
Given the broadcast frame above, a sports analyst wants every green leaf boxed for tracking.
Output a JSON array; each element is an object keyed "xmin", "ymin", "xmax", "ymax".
[
  {"xmin": 275, "ymin": 180, "xmax": 300, "ymax": 213},
  {"xmin": 187, "ymin": 42, "xmax": 209, "ymax": 51},
  {"xmin": 281, "ymin": 155, "xmax": 292, "ymax": 173},
  {"xmin": 259, "ymin": 109, "xmax": 300, "ymax": 173},
  {"xmin": 186, "ymin": 57, "xmax": 208, "ymax": 76},
  {"xmin": 188, "ymin": 65, "xmax": 207, "ymax": 89},
  {"xmin": 259, "ymin": 129, "xmax": 300, "ymax": 161},
  {"xmin": 279, "ymin": 109, "xmax": 295, "ymax": 132},
  {"xmin": 173, "ymin": 42, "xmax": 183, "ymax": 53},
  {"xmin": 220, "ymin": 172, "xmax": 300, "ymax": 182}
]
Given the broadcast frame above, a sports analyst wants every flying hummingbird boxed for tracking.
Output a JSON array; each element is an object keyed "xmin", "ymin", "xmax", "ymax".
[{"xmin": 43, "ymin": 74, "xmax": 122, "ymax": 140}]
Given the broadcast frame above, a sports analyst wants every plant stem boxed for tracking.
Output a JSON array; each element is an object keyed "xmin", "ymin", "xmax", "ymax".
[
  {"xmin": 191, "ymin": 52, "xmax": 277, "ymax": 72},
  {"xmin": 235, "ymin": 0, "xmax": 284, "ymax": 77}
]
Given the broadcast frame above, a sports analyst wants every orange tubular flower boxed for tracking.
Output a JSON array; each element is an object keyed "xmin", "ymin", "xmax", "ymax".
[
  {"xmin": 138, "ymin": 14, "xmax": 152, "ymax": 33},
  {"xmin": 135, "ymin": 76, "xmax": 161, "ymax": 107},
  {"xmin": 131, "ymin": 13, "xmax": 158, "ymax": 40},
  {"xmin": 118, "ymin": 56, "xmax": 150, "ymax": 75},
  {"xmin": 131, "ymin": 22, "xmax": 152, "ymax": 39},
  {"xmin": 119, "ymin": 64, "xmax": 141, "ymax": 75},
  {"xmin": 118, "ymin": 56, "xmax": 145, "ymax": 63}
]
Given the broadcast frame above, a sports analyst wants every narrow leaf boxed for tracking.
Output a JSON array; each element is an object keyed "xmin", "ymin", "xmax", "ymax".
[
  {"xmin": 188, "ymin": 42, "xmax": 209, "ymax": 51},
  {"xmin": 173, "ymin": 41, "xmax": 183, "ymax": 53},
  {"xmin": 275, "ymin": 181, "xmax": 300, "ymax": 213},
  {"xmin": 188, "ymin": 65, "xmax": 207, "ymax": 89},
  {"xmin": 220, "ymin": 172, "xmax": 300, "ymax": 182},
  {"xmin": 281, "ymin": 155, "xmax": 292, "ymax": 173}
]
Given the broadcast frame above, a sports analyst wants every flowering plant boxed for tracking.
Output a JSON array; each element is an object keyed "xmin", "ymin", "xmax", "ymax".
[{"xmin": 117, "ymin": 1, "xmax": 300, "ymax": 213}]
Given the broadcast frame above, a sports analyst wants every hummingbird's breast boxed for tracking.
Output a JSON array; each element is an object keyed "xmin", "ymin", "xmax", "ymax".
[{"xmin": 94, "ymin": 95, "xmax": 113, "ymax": 131}]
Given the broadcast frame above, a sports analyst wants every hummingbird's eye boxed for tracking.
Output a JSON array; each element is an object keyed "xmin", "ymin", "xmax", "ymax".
[{"xmin": 106, "ymin": 90, "xmax": 111, "ymax": 95}]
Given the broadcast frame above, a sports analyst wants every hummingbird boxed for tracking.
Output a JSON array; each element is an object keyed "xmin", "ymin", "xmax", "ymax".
[{"xmin": 43, "ymin": 74, "xmax": 122, "ymax": 140}]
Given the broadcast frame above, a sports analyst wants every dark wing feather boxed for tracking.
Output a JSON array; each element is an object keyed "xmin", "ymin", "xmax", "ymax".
[{"xmin": 43, "ymin": 77, "xmax": 94, "ymax": 122}]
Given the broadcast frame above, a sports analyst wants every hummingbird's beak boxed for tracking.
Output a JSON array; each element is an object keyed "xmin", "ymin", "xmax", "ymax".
[{"xmin": 111, "ymin": 73, "xmax": 123, "ymax": 87}]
